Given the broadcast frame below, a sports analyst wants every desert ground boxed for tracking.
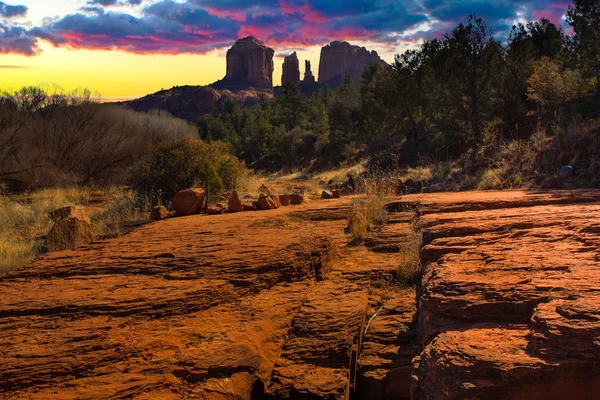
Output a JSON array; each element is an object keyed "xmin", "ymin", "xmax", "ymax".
[{"xmin": 1, "ymin": 183, "xmax": 599, "ymax": 399}]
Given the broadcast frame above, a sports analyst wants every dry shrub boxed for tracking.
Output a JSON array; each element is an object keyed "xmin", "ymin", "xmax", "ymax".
[{"xmin": 0, "ymin": 87, "xmax": 197, "ymax": 188}]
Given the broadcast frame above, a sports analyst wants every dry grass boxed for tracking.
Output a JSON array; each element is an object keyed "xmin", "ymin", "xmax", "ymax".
[
  {"xmin": 399, "ymin": 166, "xmax": 433, "ymax": 183},
  {"xmin": 0, "ymin": 186, "xmax": 148, "ymax": 274},
  {"xmin": 235, "ymin": 170, "xmax": 265, "ymax": 194},
  {"xmin": 313, "ymin": 162, "xmax": 366, "ymax": 185},
  {"xmin": 396, "ymin": 221, "xmax": 422, "ymax": 285},
  {"xmin": 347, "ymin": 177, "xmax": 395, "ymax": 244}
]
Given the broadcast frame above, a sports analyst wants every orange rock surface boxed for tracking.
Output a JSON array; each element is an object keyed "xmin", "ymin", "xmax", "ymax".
[
  {"xmin": 3, "ymin": 189, "xmax": 599, "ymax": 399},
  {"xmin": 408, "ymin": 189, "xmax": 600, "ymax": 400},
  {"xmin": 0, "ymin": 196, "xmax": 417, "ymax": 399}
]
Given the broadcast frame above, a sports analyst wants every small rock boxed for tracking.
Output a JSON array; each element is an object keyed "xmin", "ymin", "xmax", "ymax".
[
  {"xmin": 228, "ymin": 190, "xmax": 244, "ymax": 213},
  {"xmin": 206, "ymin": 205, "xmax": 224, "ymax": 215},
  {"xmin": 49, "ymin": 206, "xmax": 91, "ymax": 224},
  {"xmin": 279, "ymin": 194, "xmax": 290, "ymax": 206},
  {"xmin": 243, "ymin": 204, "xmax": 255, "ymax": 211},
  {"xmin": 332, "ymin": 189, "xmax": 342, "ymax": 199},
  {"xmin": 150, "ymin": 206, "xmax": 169, "ymax": 221},
  {"xmin": 172, "ymin": 188, "xmax": 206, "ymax": 216},
  {"xmin": 46, "ymin": 207, "xmax": 94, "ymax": 252},
  {"xmin": 558, "ymin": 166, "xmax": 573, "ymax": 178},
  {"xmin": 290, "ymin": 194, "xmax": 304, "ymax": 205},
  {"xmin": 322, "ymin": 190, "xmax": 334, "ymax": 199},
  {"xmin": 258, "ymin": 194, "xmax": 280, "ymax": 210}
]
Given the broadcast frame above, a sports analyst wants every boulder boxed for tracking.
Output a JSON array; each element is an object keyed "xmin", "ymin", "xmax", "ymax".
[
  {"xmin": 46, "ymin": 208, "xmax": 94, "ymax": 252},
  {"xmin": 258, "ymin": 194, "xmax": 280, "ymax": 210},
  {"xmin": 259, "ymin": 184, "xmax": 281, "ymax": 208},
  {"xmin": 206, "ymin": 206, "xmax": 225, "ymax": 215},
  {"xmin": 318, "ymin": 41, "xmax": 387, "ymax": 85},
  {"xmin": 150, "ymin": 206, "xmax": 169, "ymax": 221},
  {"xmin": 332, "ymin": 189, "xmax": 342, "ymax": 199},
  {"xmin": 290, "ymin": 194, "xmax": 305, "ymax": 205},
  {"xmin": 322, "ymin": 190, "xmax": 334, "ymax": 199},
  {"xmin": 282, "ymin": 52, "xmax": 300, "ymax": 85},
  {"xmin": 172, "ymin": 188, "xmax": 206, "ymax": 216},
  {"xmin": 228, "ymin": 190, "xmax": 245, "ymax": 213},
  {"xmin": 49, "ymin": 206, "xmax": 91, "ymax": 225},
  {"xmin": 279, "ymin": 194, "xmax": 290, "ymax": 206}
]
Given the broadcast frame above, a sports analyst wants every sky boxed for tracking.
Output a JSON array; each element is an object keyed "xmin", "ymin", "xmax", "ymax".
[{"xmin": 0, "ymin": 0, "xmax": 571, "ymax": 99}]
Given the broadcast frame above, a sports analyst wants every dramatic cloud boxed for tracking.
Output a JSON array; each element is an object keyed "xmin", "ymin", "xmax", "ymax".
[
  {"xmin": 0, "ymin": 1, "xmax": 27, "ymax": 18},
  {"xmin": 2, "ymin": 0, "xmax": 575, "ymax": 56},
  {"xmin": 0, "ymin": 24, "xmax": 38, "ymax": 55}
]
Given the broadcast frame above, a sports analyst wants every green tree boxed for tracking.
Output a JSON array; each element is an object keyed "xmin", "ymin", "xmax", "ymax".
[
  {"xmin": 526, "ymin": 18, "xmax": 565, "ymax": 60},
  {"xmin": 567, "ymin": 0, "xmax": 600, "ymax": 93},
  {"xmin": 442, "ymin": 14, "xmax": 503, "ymax": 144},
  {"xmin": 527, "ymin": 57, "xmax": 578, "ymax": 117}
]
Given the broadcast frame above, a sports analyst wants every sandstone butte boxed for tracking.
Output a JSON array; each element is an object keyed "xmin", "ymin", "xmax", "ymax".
[{"xmin": 1, "ymin": 189, "xmax": 600, "ymax": 399}]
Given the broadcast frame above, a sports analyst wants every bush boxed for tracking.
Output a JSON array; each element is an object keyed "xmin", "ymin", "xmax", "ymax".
[{"xmin": 129, "ymin": 137, "xmax": 248, "ymax": 206}]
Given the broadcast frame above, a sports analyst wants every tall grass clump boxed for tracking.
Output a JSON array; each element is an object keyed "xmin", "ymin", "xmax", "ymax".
[
  {"xmin": 347, "ymin": 174, "xmax": 397, "ymax": 244},
  {"xmin": 396, "ymin": 220, "xmax": 422, "ymax": 285}
]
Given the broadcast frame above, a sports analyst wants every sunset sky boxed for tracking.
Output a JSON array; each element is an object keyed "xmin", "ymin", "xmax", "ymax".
[{"xmin": 0, "ymin": 0, "xmax": 571, "ymax": 99}]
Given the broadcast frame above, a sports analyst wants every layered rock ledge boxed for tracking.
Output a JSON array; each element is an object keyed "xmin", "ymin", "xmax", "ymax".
[{"xmin": 404, "ymin": 190, "xmax": 600, "ymax": 400}]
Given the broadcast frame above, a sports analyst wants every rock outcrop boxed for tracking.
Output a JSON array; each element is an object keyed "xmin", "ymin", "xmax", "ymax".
[
  {"xmin": 222, "ymin": 36, "xmax": 275, "ymax": 90},
  {"xmin": 282, "ymin": 52, "xmax": 300, "ymax": 85},
  {"xmin": 5, "ymin": 188, "xmax": 600, "ymax": 399},
  {"xmin": 304, "ymin": 60, "xmax": 315, "ymax": 84},
  {"xmin": 401, "ymin": 190, "xmax": 600, "ymax": 400},
  {"xmin": 318, "ymin": 41, "xmax": 387, "ymax": 85}
]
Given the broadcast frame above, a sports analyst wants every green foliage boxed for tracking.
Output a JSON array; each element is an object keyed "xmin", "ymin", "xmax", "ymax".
[
  {"xmin": 567, "ymin": 0, "xmax": 600, "ymax": 93},
  {"xmin": 129, "ymin": 136, "xmax": 247, "ymax": 205}
]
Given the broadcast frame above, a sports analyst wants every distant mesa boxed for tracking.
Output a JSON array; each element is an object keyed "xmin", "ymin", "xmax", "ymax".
[
  {"xmin": 122, "ymin": 37, "xmax": 387, "ymax": 121},
  {"xmin": 212, "ymin": 36, "xmax": 275, "ymax": 91},
  {"xmin": 318, "ymin": 41, "xmax": 387, "ymax": 85}
]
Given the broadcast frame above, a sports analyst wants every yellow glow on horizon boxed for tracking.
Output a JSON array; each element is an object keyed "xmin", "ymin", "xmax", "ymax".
[{"xmin": 1, "ymin": 42, "xmax": 226, "ymax": 99}]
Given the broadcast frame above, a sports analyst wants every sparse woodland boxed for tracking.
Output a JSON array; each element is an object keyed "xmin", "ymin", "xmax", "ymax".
[{"xmin": 197, "ymin": 9, "xmax": 600, "ymax": 188}]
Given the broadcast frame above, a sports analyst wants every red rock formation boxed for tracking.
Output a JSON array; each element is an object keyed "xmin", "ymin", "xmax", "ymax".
[
  {"xmin": 122, "ymin": 85, "xmax": 270, "ymax": 122},
  {"xmin": 225, "ymin": 36, "xmax": 275, "ymax": 90},
  {"xmin": 318, "ymin": 41, "xmax": 387, "ymax": 84},
  {"xmin": 303, "ymin": 60, "xmax": 315, "ymax": 84},
  {"xmin": 282, "ymin": 52, "xmax": 300, "ymax": 85}
]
